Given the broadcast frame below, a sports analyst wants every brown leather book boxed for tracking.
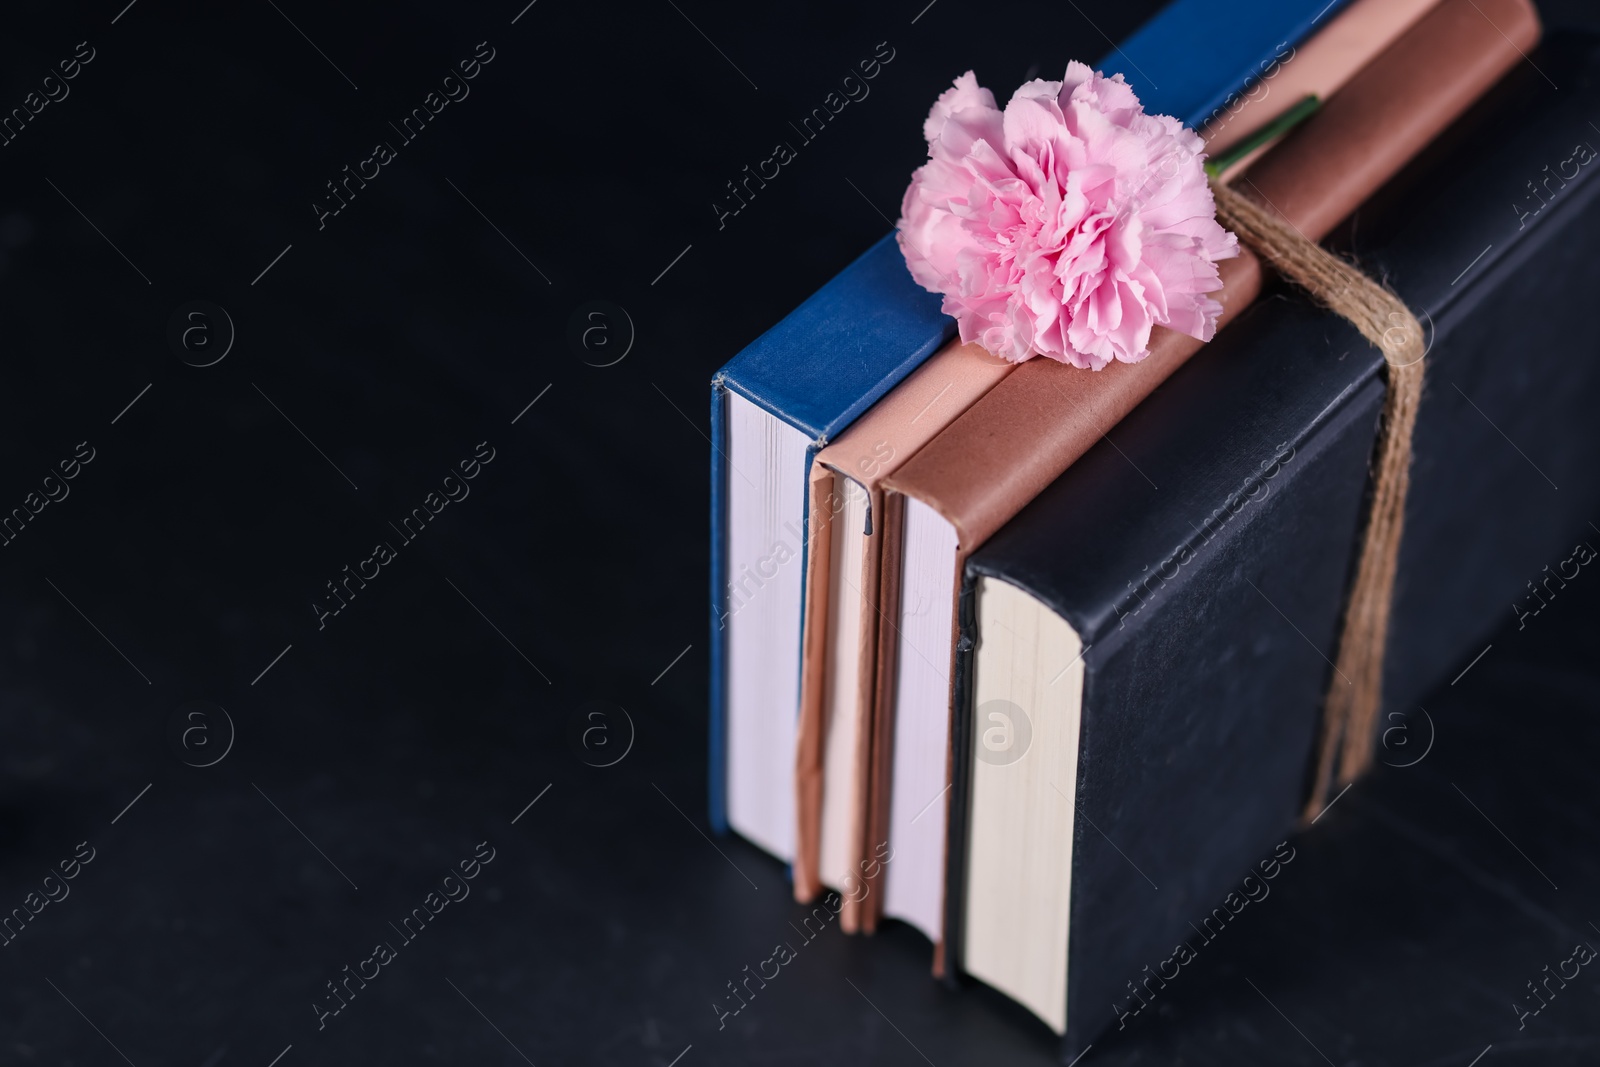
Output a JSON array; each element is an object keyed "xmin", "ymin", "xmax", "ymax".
[{"xmin": 871, "ymin": 0, "xmax": 1541, "ymax": 961}]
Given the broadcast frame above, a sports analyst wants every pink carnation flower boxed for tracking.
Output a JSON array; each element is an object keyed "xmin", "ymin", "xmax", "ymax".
[{"xmin": 897, "ymin": 65, "xmax": 1237, "ymax": 369}]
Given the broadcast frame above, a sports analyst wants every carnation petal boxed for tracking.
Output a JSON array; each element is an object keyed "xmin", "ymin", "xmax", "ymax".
[{"xmin": 924, "ymin": 71, "xmax": 999, "ymax": 143}]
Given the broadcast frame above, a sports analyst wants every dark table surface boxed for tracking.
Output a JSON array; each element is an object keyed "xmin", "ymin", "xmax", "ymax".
[{"xmin": 1, "ymin": 1, "xmax": 1597, "ymax": 1063}]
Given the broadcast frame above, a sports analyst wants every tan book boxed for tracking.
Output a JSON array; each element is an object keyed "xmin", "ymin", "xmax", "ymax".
[
  {"xmin": 792, "ymin": 340, "xmax": 1015, "ymax": 924},
  {"xmin": 874, "ymin": 0, "xmax": 1540, "ymax": 963}
]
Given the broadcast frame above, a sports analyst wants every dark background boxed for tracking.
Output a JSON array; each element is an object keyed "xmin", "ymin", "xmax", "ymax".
[{"xmin": 0, "ymin": 0, "xmax": 1596, "ymax": 1063}]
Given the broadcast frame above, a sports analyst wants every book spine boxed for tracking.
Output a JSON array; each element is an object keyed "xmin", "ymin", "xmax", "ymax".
[
  {"xmin": 941, "ymin": 574, "xmax": 979, "ymax": 985},
  {"xmin": 708, "ymin": 377, "xmax": 730, "ymax": 832}
]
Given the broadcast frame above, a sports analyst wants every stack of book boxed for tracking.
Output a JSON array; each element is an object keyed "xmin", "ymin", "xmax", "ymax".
[{"xmin": 709, "ymin": 0, "xmax": 1600, "ymax": 1056}]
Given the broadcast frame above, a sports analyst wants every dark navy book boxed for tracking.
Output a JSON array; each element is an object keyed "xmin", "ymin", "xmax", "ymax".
[{"xmin": 944, "ymin": 35, "xmax": 1600, "ymax": 1062}]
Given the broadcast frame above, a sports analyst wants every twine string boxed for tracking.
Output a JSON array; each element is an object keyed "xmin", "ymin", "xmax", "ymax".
[{"xmin": 1208, "ymin": 179, "xmax": 1426, "ymax": 821}]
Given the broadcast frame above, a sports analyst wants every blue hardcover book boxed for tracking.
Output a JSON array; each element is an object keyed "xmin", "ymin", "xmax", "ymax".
[
  {"xmin": 1117, "ymin": 0, "xmax": 1354, "ymax": 130},
  {"xmin": 708, "ymin": 0, "xmax": 1353, "ymax": 851}
]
